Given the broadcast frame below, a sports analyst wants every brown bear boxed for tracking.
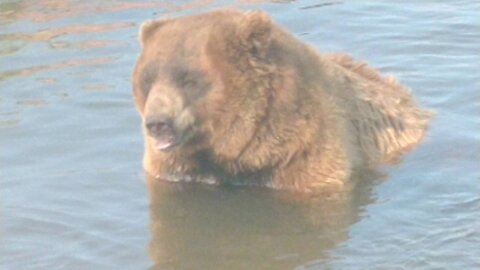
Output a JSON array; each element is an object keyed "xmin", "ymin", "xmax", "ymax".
[{"xmin": 132, "ymin": 9, "xmax": 431, "ymax": 194}]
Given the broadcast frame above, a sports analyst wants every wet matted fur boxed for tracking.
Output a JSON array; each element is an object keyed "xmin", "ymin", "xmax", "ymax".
[{"xmin": 132, "ymin": 9, "xmax": 431, "ymax": 194}]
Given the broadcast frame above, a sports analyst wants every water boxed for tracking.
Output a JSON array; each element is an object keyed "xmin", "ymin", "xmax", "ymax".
[{"xmin": 1, "ymin": 1, "xmax": 479, "ymax": 269}]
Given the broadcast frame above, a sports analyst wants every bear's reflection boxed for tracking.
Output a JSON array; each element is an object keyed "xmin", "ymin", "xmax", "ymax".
[{"xmin": 146, "ymin": 171, "xmax": 380, "ymax": 270}]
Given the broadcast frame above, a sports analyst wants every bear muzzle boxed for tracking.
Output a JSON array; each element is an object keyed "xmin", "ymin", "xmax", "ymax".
[
  {"xmin": 144, "ymin": 109, "xmax": 197, "ymax": 152},
  {"xmin": 145, "ymin": 115, "xmax": 181, "ymax": 151}
]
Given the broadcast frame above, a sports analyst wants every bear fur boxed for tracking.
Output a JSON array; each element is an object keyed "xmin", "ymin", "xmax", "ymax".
[{"xmin": 132, "ymin": 9, "xmax": 431, "ymax": 193}]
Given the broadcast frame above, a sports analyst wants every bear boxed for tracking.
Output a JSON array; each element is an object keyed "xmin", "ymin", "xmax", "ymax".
[{"xmin": 132, "ymin": 9, "xmax": 431, "ymax": 194}]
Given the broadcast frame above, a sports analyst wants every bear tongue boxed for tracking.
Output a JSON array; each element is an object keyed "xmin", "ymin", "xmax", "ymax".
[{"xmin": 154, "ymin": 138, "xmax": 173, "ymax": 150}]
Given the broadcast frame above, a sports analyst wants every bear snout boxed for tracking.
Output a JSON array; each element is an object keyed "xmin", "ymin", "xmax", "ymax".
[
  {"xmin": 145, "ymin": 114, "xmax": 180, "ymax": 151},
  {"xmin": 145, "ymin": 115, "xmax": 174, "ymax": 137}
]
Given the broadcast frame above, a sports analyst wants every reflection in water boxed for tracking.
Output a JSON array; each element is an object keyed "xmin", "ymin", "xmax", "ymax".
[
  {"xmin": 0, "ymin": 22, "xmax": 131, "ymax": 78},
  {"xmin": 146, "ymin": 171, "xmax": 380, "ymax": 269},
  {"xmin": 16, "ymin": 99, "xmax": 47, "ymax": 106},
  {"xmin": 0, "ymin": 0, "xmax": 229, "ymax": 23},
  {"xmin": 2, "ymin": 22, "xmax": 134, "ymax": 43},
  {"xmin": 0, "ymin": 1, "xmax": 21, "ymax": 23},
  {"xmin": 0, "ymin": 56, "xmax": 115, "ymax": 81}
]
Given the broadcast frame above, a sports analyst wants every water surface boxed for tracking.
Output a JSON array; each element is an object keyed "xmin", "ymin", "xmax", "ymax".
[{"xmin": 1, "ymin": 1, "xmax": 479, "ymax": 269}]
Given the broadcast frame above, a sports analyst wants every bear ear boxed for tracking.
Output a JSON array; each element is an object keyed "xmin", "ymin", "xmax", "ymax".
[
  {"xmin": 138, "ymin": 19, "xmax": 168, "ymax": 47},
  {"xmin": 238, "ymin": 10, "xmax": 273, "ymax": 58}
]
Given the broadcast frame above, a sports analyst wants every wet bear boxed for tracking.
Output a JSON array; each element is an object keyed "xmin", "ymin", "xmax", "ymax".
[{"xmin": 132, "ymin": 9, "xmax": 431, "ymax": 193}]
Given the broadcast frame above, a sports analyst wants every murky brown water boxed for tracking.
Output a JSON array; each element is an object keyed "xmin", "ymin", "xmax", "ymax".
[{"xmin": 1, "ymin": 1, "xmax": 479, "ymax": 269}]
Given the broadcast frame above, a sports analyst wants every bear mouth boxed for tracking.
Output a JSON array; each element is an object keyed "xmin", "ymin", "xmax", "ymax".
[
  {"xmin": 152, "ymin": 135, "xmax": 180, "ymax": 151},
  {"xmin": 148, "ymin": 124, "xmax": 195, "ymax": 152}
]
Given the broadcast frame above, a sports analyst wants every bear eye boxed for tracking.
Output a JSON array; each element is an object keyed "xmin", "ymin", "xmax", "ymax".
[
  {"xmin": 169, "ymin": 66, "xmax": 210, "ymax": 103},
  {"xmin": 182, "ymin": 78, "xmax": 198, "ymax": 88},
  {"xmin": 171, "ymin": 68, "xmax": 202, "ymax": 89}
]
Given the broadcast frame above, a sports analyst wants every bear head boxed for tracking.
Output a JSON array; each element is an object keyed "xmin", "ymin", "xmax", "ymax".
[{"xmin": 132, "ymin": 9, "xmax": 275, "ymax": 156}]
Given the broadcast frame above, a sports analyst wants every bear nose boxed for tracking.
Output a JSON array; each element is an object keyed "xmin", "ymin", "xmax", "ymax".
[{"xmin": 145, "ymin": 115, "xmax": 174, "ymax": 137}]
